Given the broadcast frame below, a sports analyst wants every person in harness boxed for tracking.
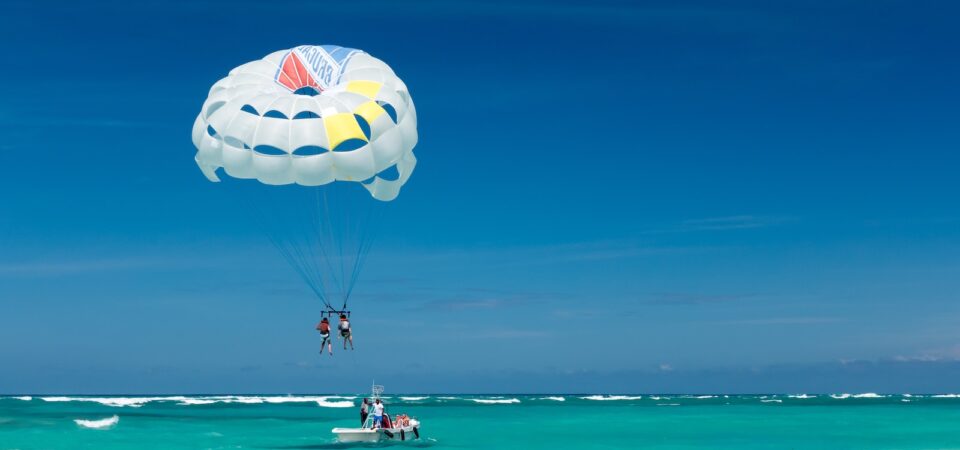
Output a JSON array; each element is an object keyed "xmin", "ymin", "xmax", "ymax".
[
  {"xmin": 338, "ymin": 314, "xmax": 354, "ymax": 350},
  {"xmin": 316, "ymin": 317, "xmax": 333, "ymax": 356}
]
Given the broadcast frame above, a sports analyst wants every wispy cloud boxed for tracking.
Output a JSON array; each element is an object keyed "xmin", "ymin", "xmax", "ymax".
[
  {"xmin": 410, "ymin": 288, "xmax": 555, "ymax": 312},
  {"xmin": 893, "ymin": 344, "xmax": 960, "ymax": 363},
  {"xmin": 646, "ymin": 292, "xmax": 757, "ymax": 306},
  {"xmin": 0, "ymin": 113, "xmax": 162, "ymax": 129},
  {"xmin": 0, "ymin": 254, "xmax": 231, "ymax": 277},
  {"xmin": 379, "ymin": 239, "xmax": 714, "ymax": 268},
  {"xmin": 0, "ymin": 258, "xmax": 166, "ymax": 276},
  {"xmin": 682, "ymin": 215, "xmax": 792, "ymax": 230},
  {"xmin": 722, "ymin": 317, "xmax": 845, "ymax": 325},
  {"xmin": 464, "ymin": 329, "xmax": 552, "ymax": 339},
  {"xmin": 417, "ymin": 298, "xmax": 505, "ymax": 311},
  {"xmin": 642, "ymin": 215, "xmax": 794, "ymax": 234}
]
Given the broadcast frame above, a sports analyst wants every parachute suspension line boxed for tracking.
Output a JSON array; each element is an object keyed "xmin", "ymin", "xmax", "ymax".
[
  {"xmin": 343, "ymin": 199, "xmax": 385, "ymax": 308},
  {"xmin": 307, "ymin": 188, "xmax": 342, "ymax": 301},
  {"xmin": 340, "ymin": 190, "xmax": 363, "ymax": 310},
  {"xmin": 249, "ymin": 198, "xmax": 337, "ymax": 312},
  {"xmin": 331, "ymin": 188, "xmax": 348, "ymax": 304},
  {"xmin": 307, "ymin": 185, "xmax": 388, "ymax": 312},
  {"xmin": 241, "ymin": 180, "xmax": 387, "ymax": 316},
  {"xmin": 318, "ymin": 189, "xmax": 347, "ymax": 303}
]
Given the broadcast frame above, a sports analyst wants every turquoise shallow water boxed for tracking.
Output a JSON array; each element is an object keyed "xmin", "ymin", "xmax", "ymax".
[{"xmin": 3, "ymin": 394, "xmax": 960, "ymax": 449}]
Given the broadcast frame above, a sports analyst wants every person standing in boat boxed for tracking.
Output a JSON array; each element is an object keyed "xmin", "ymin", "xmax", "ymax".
[
  {"xmin": 372, "ymin": 399, "xmax": 385, "ymax": 429},
  {"xmin": 338, "ymin": 315, "xmax": 354, "ymax": 350},
  {"xmin": 360, "ymin": 398, "xmax": 370, "ymax": 426},
  {"xmin": 316, "ymin": 318, "xmax": 333, "ymax": 356}
]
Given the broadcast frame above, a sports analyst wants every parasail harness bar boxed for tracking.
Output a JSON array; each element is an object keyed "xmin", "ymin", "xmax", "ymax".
[{"xmin": 322, "ymin": 309, "xmax": 351, "ymax": 319}]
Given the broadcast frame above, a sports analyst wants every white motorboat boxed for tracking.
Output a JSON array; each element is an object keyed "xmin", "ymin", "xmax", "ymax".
[{"xmin": 332, "ymin": 385, "xmax": 422, "ymax": 443}]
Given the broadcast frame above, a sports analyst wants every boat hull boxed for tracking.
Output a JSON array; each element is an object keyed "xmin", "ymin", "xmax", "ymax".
[{"xmin": 332, "ymin": 420, "xmax": 420, "ymax": 442}]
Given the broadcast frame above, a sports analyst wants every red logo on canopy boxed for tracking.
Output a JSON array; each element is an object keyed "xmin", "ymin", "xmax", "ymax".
[{"xmin": 276, "ymin": 52, "xmax": 320, "ymax": 93}]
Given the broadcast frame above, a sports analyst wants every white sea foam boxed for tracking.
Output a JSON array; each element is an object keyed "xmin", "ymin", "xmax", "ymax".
[
  {"xmin": 399, "ymin": 397, "xmax": 429, "ymax": 401},
  {"xmin": 540, "ymin": 396, "xmax": 566, "ymax": 401},
  {"xmin": 580, "ymin": 395, "xmax": 643, "ymax": 401},
  {"xmin": 316, "ymin": 398, "xmax": 354, "ymax": 408},
  {"xmin": 470, "ymin": 398, "xmax": 520, "ymax": 404},
  {"xmin": 761, "ymin": 399, "xmax": 783, "ymax": 403},
  {"xmin": 853, "ymin": 393, "xmax": 884, "ymax": 398},
  {"xmin": 197, "ymin": 395, "xmax": 354, "ymax": 407},
  {"xmin": 14, "ymin": 396, "xmax": 32, "ymax": 401},
  {"xmin": 437, "ymin": 396, "xmax": 459, "ymax": 400},
  {"xmin": 74, "ymin": 415, "xmax": 119, "ymax": 429},
  {"xmin": 177, "ymin": 399, "xmax": 217, "ymax": 405},
  {"xmin": 932, "ymin": 394, "xmax": 960, "ymax": 398},
  {"xmin": 788, "ymin": 394, "xmax": 814, "ymax": 399},
  {"xmin": 263, "ymin": 396, "xmax": 325, "ymax": 404},
  {"xmin": 692, "ymin": 395, "xmax": 715, "ymax": 399},
  {"xmin": 656, "ymin": 403, "xmax": 680, "ymax": 406},
  {"xmin": 43, "ymin": 396, "xmax": 189, "ymax": 407},
  {"xmin": 830, "ymin": 394, "xmax": 851, "ymax": 399},
  {"xmin": 43, "ymin": 395, "xmax": 356, "ymax": 408}
]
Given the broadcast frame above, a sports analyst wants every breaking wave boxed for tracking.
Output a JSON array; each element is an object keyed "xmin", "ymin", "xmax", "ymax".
[
  {"xmin": 316, "ymin": 398, "xmax": 355, "ymax": 408},
  {"xmin": 178, "ymin": 398, "xmax": 218, "ymax": 405},
  {"xmin": 43, "ymin": 395, "xmax": 355, "ymax": 408},
  {"xmin": 399, "ymin": 396, "xmax": 429, "ymax": 401},
  {"xmin": 75, "ymin": 415, "xmax": 119, "ymax": 429},
  {"xmin": 853, "ymin": 393, "xmax": 884, "ymax": 398},
  {"xmin": 580, "ymin": 395, "xmax": 643, "ymax": 401},
  {"xmin": 540, "ymin": 396, "xmax": 566, "ymax": 401},
  {"xmin": 470, "ymin": 398, "xmax": 520, "ymax": 404},
  {"xmin": 44, "ymin": 396, "xmax": 186, "ymax": 407}
]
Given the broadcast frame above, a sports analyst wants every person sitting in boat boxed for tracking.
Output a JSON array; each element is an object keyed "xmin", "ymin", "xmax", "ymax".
[
  {"xmin": 338, "ymin": 315, "xmax": 354, "ymax": 350},
  {"xmin": 316, "ymin": 317, "xmax": 333, "ymax": 356},
  {"xmin": 372, "ymin": 399, "xmax": 385, "ymax": 429},
  {"xmin": 360, "ymin": 398, "xmax": 369, "ymax": 426}
]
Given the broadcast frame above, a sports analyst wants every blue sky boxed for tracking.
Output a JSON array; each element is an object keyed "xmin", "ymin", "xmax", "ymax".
[{"xmin": 1, "ymin": 0, "xmax": 958, "ymax": 393}]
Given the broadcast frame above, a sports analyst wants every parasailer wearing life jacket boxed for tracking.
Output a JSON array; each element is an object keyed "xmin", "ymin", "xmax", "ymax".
[
  {"xmin": 316, "ymin": 317, "xmax": 333, "ymax": 356},
  {"xmin": 338, "ymin": 315, "xmax": 354, "ymax": 350},
  {"xmin": 192, "ymin": 45, "xmax": 418, "ymax": 355}
]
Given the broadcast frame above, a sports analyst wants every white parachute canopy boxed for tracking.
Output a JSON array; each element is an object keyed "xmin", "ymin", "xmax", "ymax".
[
  {"xmin": 192, "ymin": 45, "xmax": 417, "ymax": 201},
  {"xmin": 191, "ymin": 46, "xmax": 418, "ymax": 312}
]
